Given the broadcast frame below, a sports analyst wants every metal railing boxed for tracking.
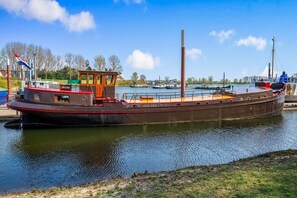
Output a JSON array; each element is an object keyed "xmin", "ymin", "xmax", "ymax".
[
  {"xmin": 24, "ymin": 81, "xmax": 80, "ymax": 92},
  {"xmin": 121, "ymin": 89, "xmax": 230, "ymax": 103}
]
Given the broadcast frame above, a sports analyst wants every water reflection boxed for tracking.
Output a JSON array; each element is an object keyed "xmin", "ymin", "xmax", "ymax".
[{"xmin": 1, "ymin": 112, "xmax": 297, "ymax": 193}]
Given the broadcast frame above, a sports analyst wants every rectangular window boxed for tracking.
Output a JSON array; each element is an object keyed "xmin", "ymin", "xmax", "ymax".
[
  {"xmin": 97, "ymin": 75, "xmax": 102, "ymax": 85},
  {"xmin": 60, "ymin": 84, "xmax": 72, "ymax": 91},
  {"xmin": 81, "ymin": 74, "xmax": 87, "ymax": 84},
  {"xmin": 55, "ymin": 95, "xmax": 70, "ymax": 103},
  {"xmin": 89, "ymin": 74, "xmax": 94, "ymax": 84},
  {"xmin": 105, "ymin": 75, "xmax": 114, "ymax": 85},
  {"xmin": 34, "ymin": 93, "xmax": 40, "ymax": 101}
]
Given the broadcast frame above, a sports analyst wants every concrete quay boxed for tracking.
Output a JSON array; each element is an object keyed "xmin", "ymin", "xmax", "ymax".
[
  {"xmin": 284, "ymin": 103, "xmax": 297, "ymax": 111},
  {"xmin": 0, "ymin": 105, "xmax": 20, "ymax": 121}
]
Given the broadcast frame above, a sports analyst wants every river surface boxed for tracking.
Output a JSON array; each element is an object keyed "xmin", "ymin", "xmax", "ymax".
[{"xmin": 1, "ymin": 86, "xmax": 297, "ymax": 194}]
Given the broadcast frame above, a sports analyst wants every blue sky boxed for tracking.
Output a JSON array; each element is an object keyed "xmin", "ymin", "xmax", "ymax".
[{"xmin": 0, "ymin": 0, "xmax": 297, "ymax": 81}]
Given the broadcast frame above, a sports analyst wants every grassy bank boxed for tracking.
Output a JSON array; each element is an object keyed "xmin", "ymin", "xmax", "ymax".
[
  {"xmin": 0, "ymin": 78, "xmax": 21, "ymax": 92},
  {"xmin": 1, "ymin": 150, "xmax": 297, "ymax": 198}
]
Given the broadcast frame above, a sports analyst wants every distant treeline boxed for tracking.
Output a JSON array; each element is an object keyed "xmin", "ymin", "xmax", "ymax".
[
  {"xmin": 1, "ymin": 42, "xmax": 250, "ymax": 85},
  {"xmin": 0, "ymin": 42, "xmax": 123, "ymax": 80}
]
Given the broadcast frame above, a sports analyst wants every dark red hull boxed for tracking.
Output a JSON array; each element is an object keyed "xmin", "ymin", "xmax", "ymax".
[{"xmin": 7, "ymin": 91, "xmax": 285, "ymax": 128}]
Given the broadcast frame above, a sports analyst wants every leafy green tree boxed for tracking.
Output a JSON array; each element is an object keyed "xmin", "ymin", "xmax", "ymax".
[
  {"xmin": 85, "ymin": 59, "xmax": 90, "ymax": 69},
  {"xmin": 201, "ymin": 77, "xmax": 207, "ymax": 84},
  {"xmin": 140, "ymin": 74, "xmax": 146, "ymax": 84},
  {"xmin": 131, "ymin": 72, "xmax": 138, "ymax": 85},
  {"xmin": 208, "ymin": 76, "xmax": 213, "ymax": 84}
]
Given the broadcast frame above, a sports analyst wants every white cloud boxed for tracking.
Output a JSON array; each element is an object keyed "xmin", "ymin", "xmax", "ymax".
[
  {"xmin": 127, "ymin": 50, "xmax": 160, "ymax": 70},
  {"xmin": 0, "ymin": 0, "xmax": 95, "ymax": 32},
  {"xmin": 113, "ymin": 0, "xmax": 145, "ymax": 4},
  {"xmin": 186, "ymin": 48, "xmax": 202, "ymax": 60},
  {"xmin": 209, "ymin": 29, "xmax": 235, "ymax": 43},
  {"xmin": 236, "ymin": 36, "xmax": 266, "ymax": 50},
  {"xmin": 62, "ymin": 11, "xmax": 95, "ymax": 32}
]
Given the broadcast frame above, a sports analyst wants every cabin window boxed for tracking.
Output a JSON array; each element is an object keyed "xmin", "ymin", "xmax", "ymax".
[
  {"xmin": 81, "ymin": 74, "xmax": 87, "ymax": 84},
  {"xmin": 89, "ymin": 74, "xmax": 94, "ymax": 84},
  {"xmin": 55, "ymin": 95, "xmax": 70, "ymax": 103},
  {"xmin": 97, "ymin": 75, "xmax": 102, "ymax": 85},
  {"xmin": 60, "ymin": 84, "xmax": 72, "ymax": 91},
  {"xmin": 105, "ymin": 75, "xmax": 114, "ymax": 85},
  {"xmin": 34, "ymin": 93, "xmax": 40, "ymax": 101}
]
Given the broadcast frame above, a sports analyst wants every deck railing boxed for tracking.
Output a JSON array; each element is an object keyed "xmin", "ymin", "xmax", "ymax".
[
  {"xmin": 121, "ymin": 89, "xmax": 230, "ymax": 103},
  {"xmin": 23, "ymin": 81, "xmax": 80, "ymax": 92}
]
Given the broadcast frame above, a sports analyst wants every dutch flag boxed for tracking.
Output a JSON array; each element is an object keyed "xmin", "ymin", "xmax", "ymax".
[{"xmin": 13, "ymin": 52, "xmax": 32, "ymax": 70}]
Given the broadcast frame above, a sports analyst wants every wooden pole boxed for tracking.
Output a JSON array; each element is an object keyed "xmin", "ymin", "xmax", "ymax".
[
  {"xmin": 20, "ymin": 66, "xmax": 24, "ymax": 81},
  {"xmin": 223, "ymin": 72, "xmax": 225, "ymax": 88},
  {"xmin": 181, "ymin": 30, "xmax": 186, "ymax": 98},
  {"xmin": 6, "ymin": 58, "xmax": 10, "ymax": 103},
  {"xmin": 272, "ymin": 37, "xmax": 275, "ymax": 81}
]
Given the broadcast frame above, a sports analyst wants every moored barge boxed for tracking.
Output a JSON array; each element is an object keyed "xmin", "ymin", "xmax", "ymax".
[
  {"xmin": 5, "ymin": 70, "xmax": 285, "ymax": 128},
  {"xmin": 5, "ymin": 31, "xmax": 286, "ymax": 128}
]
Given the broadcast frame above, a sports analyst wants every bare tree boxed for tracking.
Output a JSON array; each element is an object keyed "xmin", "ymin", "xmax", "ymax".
[
  {"xmin": 64, "ymin": 53, "xmax": 75, "ymax": 79},
  {"xmin": 43, "ymin": 48, "xmax": 56, "ymax": 79},
  {"xmin": 0, "ymin": 49, "xmax": 6, "ymax": 70},
  {"xmin": 35, "ymin": 45, "xmax": 46, "ymax": 72},
  {"xmin": 94, "ymin": 55, "xmax": 106, "ymax": 71},
  {"xmin": 55, "ymin": 55, "xmax": 64, "ymax": 70},
  {"xmin": 64, "ymin": 53, "xmax": 75, "ymax": 68},
  {"xmin": 2, "ymin": 42, "xmax": 27, "ymax": 77},
  {"xmin": 108, "ymin": 55, "xmax": 122, "ymax": 73},
  {"xmin": 74, "ymin": 55, "xmax": 85, "ymax": 70}
]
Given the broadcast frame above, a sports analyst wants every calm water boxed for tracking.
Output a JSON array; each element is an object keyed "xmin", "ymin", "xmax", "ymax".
[{"xmin": 1, "ymin": 86, "xmax": 297, "ymax": 194}]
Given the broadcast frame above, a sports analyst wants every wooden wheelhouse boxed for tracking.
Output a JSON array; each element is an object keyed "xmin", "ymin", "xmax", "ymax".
[{"xmin": 78, "ymin": 71, "xmax": 119, "ymax": 102}]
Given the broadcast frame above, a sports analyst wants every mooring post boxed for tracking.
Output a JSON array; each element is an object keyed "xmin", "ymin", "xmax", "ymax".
[
  {"xmin": 181, "ymin": 30, "xmax": 186, "ymax": 98},
  {"xmin": 6, "ymin": 57, "xmax": 10, "ymax": 104}
]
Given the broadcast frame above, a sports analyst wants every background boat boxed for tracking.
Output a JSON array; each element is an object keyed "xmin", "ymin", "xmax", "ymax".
[
  {"xmin": 152, "ymin": 84, "xmax": 165, "ymax": 89},
  {"xmin": 130, "ymin": 84, "xmax": 149, "ymax": 88},
  {"xmin": 0, "ymin": 87, "xmax": 8, "ymax": 105},
  {"xmin": 195, "ymin": 85, "xmax": 231, "ymax": 90},
  {"xmin": 165, "ymin": 84, "xmax": 181, "ymax": 89}
]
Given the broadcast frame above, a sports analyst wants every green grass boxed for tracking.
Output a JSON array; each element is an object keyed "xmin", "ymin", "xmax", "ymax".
[
  {"xmin": 115, "ymin": 150, "xmax": 297, "ymax": 198},
  {"xmin": 41, "ymin": 79, "xmax": 67, "ymax": 83},
  {"xmin": 2, "ymin": 150, "xmax": 296, "ymax": 198},
  {"xmin": 0, "ymin": 78, "xmax": 21, "ymax": 90}
]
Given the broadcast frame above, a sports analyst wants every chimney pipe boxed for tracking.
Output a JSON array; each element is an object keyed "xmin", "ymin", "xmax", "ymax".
[{"xmin": 268, "ymin": 63, "xmax": 271, "ymax": 80}]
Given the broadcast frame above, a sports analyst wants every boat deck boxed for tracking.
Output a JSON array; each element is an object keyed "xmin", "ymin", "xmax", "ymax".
[{"xmin": 126, "ymin": 94, "xmax": 234, "ymax": 104}]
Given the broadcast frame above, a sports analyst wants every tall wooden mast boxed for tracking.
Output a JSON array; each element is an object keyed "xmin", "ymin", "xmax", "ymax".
[
  {"xmin": 271, "ymin": 37, "xmax": 275, "ymax": 81},
  {"xmin": 181, "ymin": 30, "xmax": 186, "ymax": 98}
]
